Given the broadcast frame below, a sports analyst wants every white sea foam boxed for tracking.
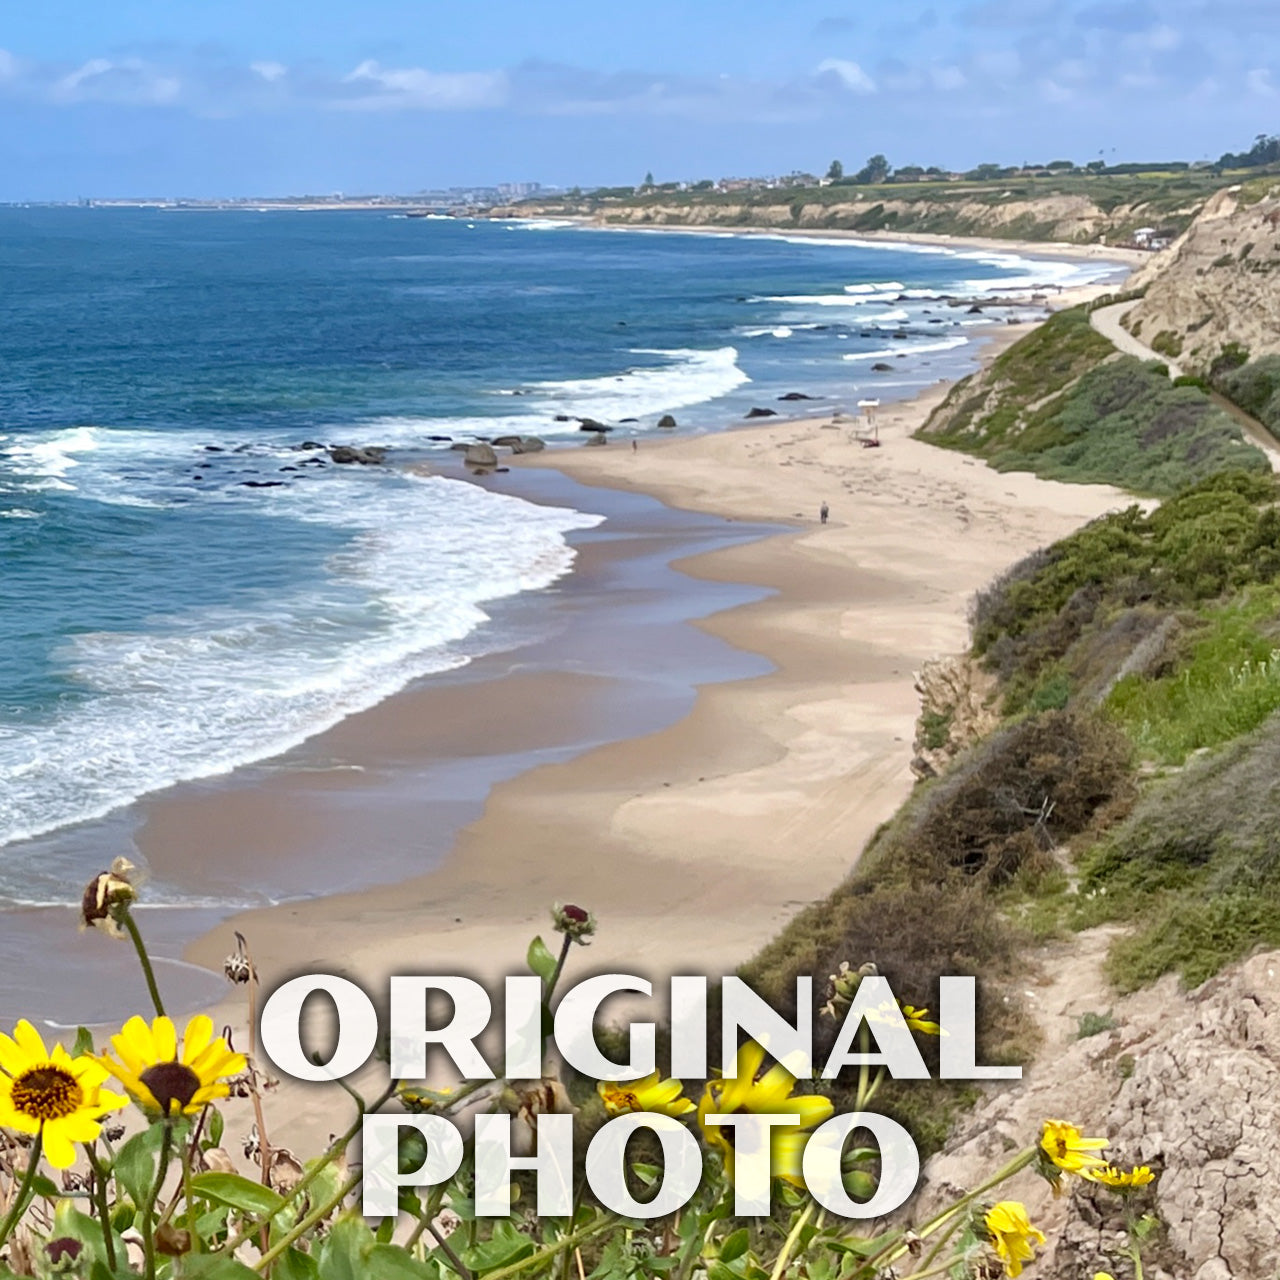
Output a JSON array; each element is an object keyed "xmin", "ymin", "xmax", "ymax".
[
  {"xmin": 843, "ymin": 336, "xmax": 970, "ymax": 361},
  {"xmin": 526, "ymin": 346, "xmax": 749, "ymax": 421},
  {"xmin": 0, "ymin": 462, "xmax": 602, "ymax": 851}
]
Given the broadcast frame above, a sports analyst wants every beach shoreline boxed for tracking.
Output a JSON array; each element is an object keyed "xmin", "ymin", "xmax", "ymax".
[
  {"xmin": 164, "ymin": 307, "xmax": 1140, "ymax": 1142},
  {"xmin": 502, "ymin": 212, "xmax": 1150, "ymax": 270}
]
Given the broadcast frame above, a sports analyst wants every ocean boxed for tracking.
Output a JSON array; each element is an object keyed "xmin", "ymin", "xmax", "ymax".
[{"xmin": 0, "ymin": 208, "xmax": 1123, "ymax": 899}]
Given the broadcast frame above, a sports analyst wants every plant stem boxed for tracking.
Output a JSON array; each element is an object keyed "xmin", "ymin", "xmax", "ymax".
[
  {"xmin": 425, "ymin": 1220, "xmax": 474, "ymax": 1280},
  {"xmin": 0, "ymin": 1129, "xmax": 44, "ymax": 1253},
  {"xmin": 477, "ymin": 1219, "xmax": 612, "ymax": 1280},
  {"xmin": 86, "ymin": 1145, "xmax": 118, "ymax": 1270},
  {"xmin": 253, "ymin": 1170, "xmax": 361, "ymax": 1271},
  {"xmin": 122, "ymin": 911, "xmax": 167, "ymax": 1018},
  {"xmin": 140, "ymin": 1124, "xmax": 174, "ymax": 1280},
  {"xmin": 180, "ymin": 1139, "xmax": 200, "ymax": 1255},
  {"xmin": 222, "ymin": 1080, "xmax": 398, "ymax": 1256},
  {"xmin": 769, "ymin": 1200, "xmax": 815, "ymax": 1280},
  {"xmin": 547, "ymin": 933, "xmax": 574, "ymax": 1002}
]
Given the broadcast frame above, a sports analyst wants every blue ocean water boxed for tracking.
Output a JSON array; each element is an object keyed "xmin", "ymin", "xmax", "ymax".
[{"xmin": 0, "ymin": 209, "xmax": 1123, "ymax": 871}]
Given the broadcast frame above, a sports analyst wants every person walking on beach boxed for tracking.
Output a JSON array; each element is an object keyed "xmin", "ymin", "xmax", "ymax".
[{"xmin": 820, "ymin": 501, "xmax": 829, "ymax": 524}]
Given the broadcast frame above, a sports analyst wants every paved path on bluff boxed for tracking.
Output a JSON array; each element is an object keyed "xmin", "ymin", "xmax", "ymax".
[{"xmin": 1091, "ymin": 300, "xmax": 1280, "ymax": 473}]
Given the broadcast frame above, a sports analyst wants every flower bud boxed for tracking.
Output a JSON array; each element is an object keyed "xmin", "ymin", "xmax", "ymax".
[
  {"xmin": 45, "ymin": 1238, "xmax": 83, "ymax": 1272},
  {"xmin": 551, "ymin": 902, "xmax": 596, "ymax": 944}
]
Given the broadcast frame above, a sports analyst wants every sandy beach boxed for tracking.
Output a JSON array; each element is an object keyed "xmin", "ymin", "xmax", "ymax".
[{"xmin": 148, "ymin": 312, "xmax": 1141, "ymax": 1136}]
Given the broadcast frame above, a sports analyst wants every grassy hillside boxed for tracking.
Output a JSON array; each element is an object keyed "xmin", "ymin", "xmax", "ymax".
[
  {"xmin": 920, "ymin": 309, "xmax": 1269, "ymax": 494},
  {"xmin": 742, "ymin": 470, "xmax": 1280, "ymax": 1148}
]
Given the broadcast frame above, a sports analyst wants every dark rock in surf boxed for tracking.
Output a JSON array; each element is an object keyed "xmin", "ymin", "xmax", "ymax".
[
  {"xmin": 657, "ymin": 414, "xmax": 677, "ymax": 428},
  {"xmin": 745, "ymin": 407, "xmax": 777, "ymax": 419},
  {"xmin": 328, "ymin": 445, "xmax": 387, "ymax": 465}
]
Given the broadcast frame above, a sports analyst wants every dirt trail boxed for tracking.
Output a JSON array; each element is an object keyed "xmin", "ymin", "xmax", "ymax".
[{"xmin": 1091, "ymin": 301, "xmax": 1280, "ymax": 471}]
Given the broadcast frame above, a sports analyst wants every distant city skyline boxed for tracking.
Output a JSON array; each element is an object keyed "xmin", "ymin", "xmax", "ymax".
[{"xmin": 0, "ymin": 0, "xmax": 1276, "ymax": 202}]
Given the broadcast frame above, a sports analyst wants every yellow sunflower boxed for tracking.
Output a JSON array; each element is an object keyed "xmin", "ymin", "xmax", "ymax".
[
  {"xmin": 0, "ymin": 1020, "xmax": 126, "ymax": 1168},
  {"xmin": 98, "ymin": 1015, "xmax": 245, "ymax": 1120},
  {"xmin": 984, "ymin": 1200, "xmax": 1046, "ymax": 1278},
  {"xmin": 597, "ymin": 1072, "xmax": 695, "ymax": 1119},
  {"xmin": 1085, "ymin": 1163, "xmax": 1156, "ymax": 1189},
  {"xmin": 697, "ymin": 1040, "xmax": 833, "ymax": 1188},
  {"xmin": 1041, "ymin": 1119, "xmax": 1108, "ymax": 1174}
]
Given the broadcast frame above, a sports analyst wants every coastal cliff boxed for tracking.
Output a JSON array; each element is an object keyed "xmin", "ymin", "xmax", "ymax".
[
  {"xmin": 489, "ymin": 173, "xmax": 1222, "ymax": 245},
  {"xmin": 1122, "ymin": 182, "xmax": 1280, "ymax": 372}
]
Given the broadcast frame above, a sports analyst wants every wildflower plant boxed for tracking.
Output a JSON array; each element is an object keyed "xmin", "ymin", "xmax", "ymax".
[{"xmin": 0, "ymin": 874, "xmax": 1161, "ymax": 1280}]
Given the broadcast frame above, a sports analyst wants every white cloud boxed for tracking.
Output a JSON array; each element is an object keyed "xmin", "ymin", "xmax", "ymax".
[
  {"xmin": 250, "ymin": 61, "xmax": 288, "ymax": 83},
  {"xmin": 340, "ymin": 60, "xmax": 507, "ymax": 110},
  {"xmin": 1246, "ymin": 67, "xmax": 1275, "ymax": 96},
  {"xmin": 815, "ymin": 58, "xmax": 877, "ymax": 93},
  {"xmin": 51, "ymin": 57, "xmax": 180, "ymax": 105}
]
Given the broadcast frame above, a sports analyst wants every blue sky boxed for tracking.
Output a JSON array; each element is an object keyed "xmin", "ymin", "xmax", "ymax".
[{"xmin": 1, "ymin": 0, "xmax": 1276, "ymax": 199}]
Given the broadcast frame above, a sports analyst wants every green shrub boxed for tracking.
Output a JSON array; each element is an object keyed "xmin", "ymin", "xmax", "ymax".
[
  {"xmin": 1106, "ymin": 590, "xmax": 1280, "ymax": 762},
  {"xmin": 1079, "ymin": 707, "xmax": 1280, "ymax": 987}
]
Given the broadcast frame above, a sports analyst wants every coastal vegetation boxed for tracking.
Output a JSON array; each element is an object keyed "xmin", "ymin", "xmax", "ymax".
[
  {"xmin": 0, "ymin": 875, "xmax": 1158, "ymax": 1280},
  {"xmin": 918, "ymin": 310, "xmax": 1268, "ymax": 494}
]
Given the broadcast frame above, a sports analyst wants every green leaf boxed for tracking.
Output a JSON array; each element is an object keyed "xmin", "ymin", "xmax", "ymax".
[
  {"xmin": 189, "ymin": 1171, "xmax": 286, "ymax": 1218},
  {"xmin": 177, "ymin": 1256, "xmax": 262, "ymax": 1279},
  {"xmin": 112, "ymin": 1124, "xmax": 167, "ymax": 1206},
  {"xmin": 205, "ymin": 1106, "xmax": 225, "ymax": 1149},
  {"xmin": 30, "ymin": 1173, "xmax": 61, "ymax": 1200},
  {"xmin": 526, "ymin": 935, "xmax": 559, "ymax": 986},
  {"xmin": 462, "ymin": 1220, "xmax": 535, "ymax": 1272},
  {"xmin": 274, "ymin": 1248, "xmax": 321, "ymax": 1280},
  {"xmin": 315, "ymin": 1213, "xmax": 376, "ymax": 1280},
  {"xmin": 719, "ymin": 1229, "xmax": 750, "ymax": 1264},
  {"xmin": 366, "ymin": 1245, "xmax": 433, "ymax": 1279},
  {"xmin": 73, "ymin": 1026, "xmax": 96, "ymax": 1057}
]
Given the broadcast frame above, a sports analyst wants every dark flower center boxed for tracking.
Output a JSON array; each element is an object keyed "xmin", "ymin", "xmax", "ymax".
[
  {"xmin": 139, "ymin": 1062, "xmax": 202, "ymax": 1114},
  {"xmin": 46, "ymin": 1237, "xmax": 84, "ymax": 1265},
  {"xmin": 561, "ymin": 904, "xmax": 588, "ymax": 922},
  {"xmin": 11, "ymin": 1065, "xmax": 83, "ymax": 1121}
]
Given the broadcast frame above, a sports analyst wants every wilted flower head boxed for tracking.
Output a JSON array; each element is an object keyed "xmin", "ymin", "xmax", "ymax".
[
  {"xmin": 223, "ymin": 931, "xmax": 255, "ymax": 986},
  {"xmin": 79, "ymin": 857, "xmax": 140, "ymax": 938},
  {"xmin": 551, "ymin": 902, "xmax": 596, "ymax": 944},
  {"xmin": 820, "ymin": 960, "xmax": 879, "ymax": 1020}
]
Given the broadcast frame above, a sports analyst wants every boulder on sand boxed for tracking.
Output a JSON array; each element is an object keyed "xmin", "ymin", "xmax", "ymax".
[
  {"xmin": 463, "ymin": 443, "xmax": 499, "ymax": 468},
  {"xmin": 491, "ymin": 436, "xmax": 523, "ymax": 448},
  {"xmin": 511, "ymin": 437, "xmax": 545, "ymax": 454},
  {"xmin": 584, "ymin": 433, "xmax": 607, "ymax": 446}
]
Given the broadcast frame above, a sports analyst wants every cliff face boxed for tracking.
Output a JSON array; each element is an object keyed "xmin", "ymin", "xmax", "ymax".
[
  {"xmin": 491, "ymin": 188, "xmax": 1208, "ymax": 244},
  {"xmin": 597, "ymin": 194, "xmax": 1114, "ymax": 241},
  {"xmin": 916, "ymin": 935, "xmax": 1280, "ymax": 1280},
  {"xmin": 1123, "ymin": 185, "xmax": 1280, "ymax": 372}
]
